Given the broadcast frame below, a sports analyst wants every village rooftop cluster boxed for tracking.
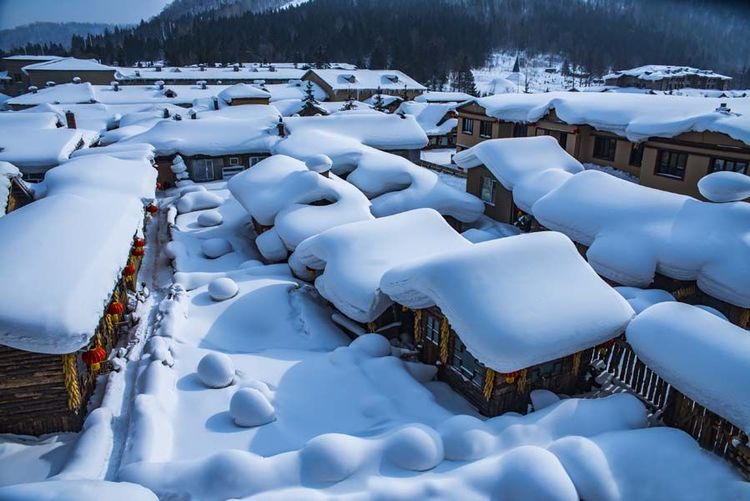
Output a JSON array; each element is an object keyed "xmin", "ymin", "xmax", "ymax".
[{"xmin": 0, "ymin": 56, "xmax": 748, "ymax": 500}]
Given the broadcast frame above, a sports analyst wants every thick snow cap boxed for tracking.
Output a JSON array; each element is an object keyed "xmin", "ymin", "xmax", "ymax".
[
  {"xmin": 627, "ymin": 302, "xmax": 750, "ymax": 434},
  {"xmin": 454, "ymin": 136, "xmax": 583, "ymax": 213},
  {"xmin": 218, "ymin": 83, "xmax": 271, "ymax": 104},
  {"xmin": 290, "ymin": 209, "xmax": 472, "ymax": 323},
  {"xmin": 381, "ymin": 231, "xmax": 635, "ymax": 372}
]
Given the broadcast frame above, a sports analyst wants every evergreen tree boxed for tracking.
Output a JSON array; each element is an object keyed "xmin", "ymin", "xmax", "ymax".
[
  {"xmin": 454, "ymin": 57, "xmax": 477, "ymax": 96},
  {"xmin": 512, "ymin": 54, "xmax": 520, "ymax": 73},
  {"xmin": 301, "ymin": 80, "xmax": 319, "ymax": 113},
  {"xmin": 341, "ymin": 90, "xmax": 355, "ymax": 111},
  {"xmin": 372, "ymin": 86, "xmax": 386, "ymax": 111}
]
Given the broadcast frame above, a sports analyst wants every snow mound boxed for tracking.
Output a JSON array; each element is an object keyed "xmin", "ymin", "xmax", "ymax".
[
  {"xmin": 698, "ymin": 171, "xmax": 750, "ymax": 203},
  {"xmin": 384, "ymin": 424, "xmax": 444, "ymax": 471},
  {"xmin": 495, "ymin": 446, "xmax": 579, "ymax": 501},
  {"xmin": 381, "ymin": 232, "xmax": 635, "ymax": 372},
  {"xmin": 208, "ymin": 277, "xmax": 239, "ymax": 301},
  {"xmin": 164, "ymin": 241, "xmax": 185, "ymax": 260},
  {"xmin": 0, "ymin": 480, "xmax": 158, "ymax": 501},
  {"xmin": 300, "ymin": 433, "xmax": 365, "ymax": 483},
  {"xmin": 177, "ymin": 190, "xmax": 223, "ymax": 214},
  {"xmin": 230, "ymin": 387, "xmax": 276, "ymax": 427},
  {"xmin": 349, "ymin": 334, "xmax": 391, "ymax": 358},
  {"xmin": 530, "ymin": 389, "xmax": 561, "ymax": 411},
  {"xmin": 627, "ymin": 302, "xmax": 750, "ymax": 433},
  {"xmin": 615, "ymin": 286, "xmax": 675, "ymax": 314},
  {"xmin": 305, "ymin": 154, "xmax": 333, "ymax": 174},
  {"xmin": 196, "ymin": 352, "xmax": 235, "ymax": 388},
  {"xmin": 197, "ymin": 210, "xmax": 223, "ymax": 227},
  {"xmin": 438, "ymin": 415, "xmax": 495, "ymax": 461},
  {"xmin": 201, "ymin": 238, "xmax": 233, "ymax": 259}
]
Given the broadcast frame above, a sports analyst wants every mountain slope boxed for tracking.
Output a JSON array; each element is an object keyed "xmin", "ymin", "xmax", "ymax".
[
  {"xmin": 158, "ymin": 0, "xmax": 311, "ymax": 20},
  {"xmin": 0, "ymin": 22, "xmax": 116, "ymax": 51}
]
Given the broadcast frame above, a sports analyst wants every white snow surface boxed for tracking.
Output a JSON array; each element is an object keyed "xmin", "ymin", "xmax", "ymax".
[
  {"xmin": 0, "ymin": 127, "xmax": 91, "ymax": 172},
  {"xmin": 381, "ymin": 231, "xmax": 635, "ymax": 372},
  {"xmin": 290, "ymin": 209, "xmax": 472, "ymax": 322},
  {"xmin": 698, "ymin": 170, "xmax": 750, "ymax": 202},
  {"xmin": 627, "ymin": 302, "xmax": 750, "ymax": 434},
  {"xmin": 395, "ymin": 101, "xmax": 457, "ymax": 136}
]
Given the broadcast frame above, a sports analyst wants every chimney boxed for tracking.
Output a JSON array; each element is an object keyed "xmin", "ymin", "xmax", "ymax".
[
  {"xmin": 155, "ymin": 80, "xmax": 165, "ymax": 90},
  {"xmin": 162, "ymin": 108, "xmax": 170, "ymax": 118},
  {"xmin": 155, "ymin": 65, "xmax": 162, "ymax": 72},
  {"xmin": 277, "ymin": 117, "xmax": 286, "ymax": 138},
  {"xmin": 212, "ymin": 96, "xmax": 219, "ymax": 110},
  {"xmin": 197, "ymin": 80, "xmax": 207, "ymax": 90},
  {"xmin": 233, "ymin": 64, "xmax": 240, "ymax": 72},
  {"xmin": 72, "ymin": 76, "xmax": 81, "ymax": 84},
  {"xmin": 173, "ymin": 114, "xmax": 182, "ymax": 121},
  {"xmin": 28, "ymin": 86, "xmax": 38, "ymax": 94},
  {"xmin": 189, "ymin": 109, "xmax": 197, "ymax": 120},
  {"xmin": 199, "ymin": 63, "xmax": 206, "ymax": 72},
  {"xmin": 110, "ymin": 81, "xmax": 120, "ymax": 92},
  {"xmin": 65, "ymin": 110, "xmax": 77, "ymax": 129},
  {"xmin": 45, "ymin": 81, "xmax": 55, "ymax": 87}
]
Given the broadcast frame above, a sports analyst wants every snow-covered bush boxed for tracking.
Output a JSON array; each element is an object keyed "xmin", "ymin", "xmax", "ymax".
[
  {"xmin": 300, "ymin": 433, "xmax": 365, "ymax": 482},
  {"xmin": 438, "ymin": 415, "xmax": 495, "ymax": 461},
  {"xmin": 384, "ymin": 424, "xmax": 444, "ymax": 471},
  {"xmin": 230, "ymin": 388, "xmax": 276, "ymax": 427},
  {"xmin": 197, "ymin": 352, "xmax": 235, "ymax": 389},
  {"xmin": 201, "ymin": 238, "xmax": 233, "ymax": 259},
  {"xmin": 197, "ymin": 210, "xmax": 223, "ymax": 227},
  {"xmin": 208, "ymin": 277, "xmax": 239, "ymax": 301}
]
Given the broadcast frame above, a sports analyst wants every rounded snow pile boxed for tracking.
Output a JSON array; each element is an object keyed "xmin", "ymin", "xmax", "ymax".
[
  {"xmin": 438, "ymin": 415, "xmax": 494, "ymax": 461},
  {"xmin": 385, "ymin": 425, "xmax": 444, "ymax": 471},
  {"xmin": 305, "ymin": 154, "xmax": 333, "ymax": 174},
  {"xmin": 495, "ymin": 446, "xmax": 578, "ymax": 501},
  {"xmin": 177, "ymin": 190, "xmax": 223, "ymax": 214},
  {"xmin": 202, "ymin": 238, "xmax": 233, "ymax": 259},
  {"xmin": 164, "ymin": 241, "xmax": 185, "ymax": 260},
  {"xmin": 197, "ymin": 352, "xmax": 235, "ymax": 388},
  {"xmin": 350, "ymin": 334, "xmax": 391, "ymax": 358},
  {"xmin": 179, "ymin": 184, "xmax": 206, "ymax": 195},
  {"xmin": 208, "ymin": 277, "xmax": 239, "ymax": 301},
  {"xmin": 301, "ymin": 434, "xmax": 364, "ymax": 482},
  {"xmin": 230, "ymin": 388, "xmax": 276, "ymax": 427},
  {"xmin": 197, "ymin": 210, "xmax": 223, "ymax": 227},
  {"xmin": 530, "ymin": 389, "xmax": 561, "ymax": 411},
  {"xmin": 698, "ymin": 171, "xmax": 750, "ymax": 203}
]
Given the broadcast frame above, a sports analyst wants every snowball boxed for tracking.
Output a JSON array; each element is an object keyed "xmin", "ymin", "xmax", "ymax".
[
  {"xmin": 197, "ymin": 352, "xmax": 235, "ymax": 388},
  {"xmin": 230, "ymin": 387, "xmax": 276, "ymax": 427},
  {"xmin": 531, "ymin": 389, "xmax": 561, "ymax": 411},
  {"xmin": 350, "ymin": 334, "xmax": 391, "ymax": 358},
  {"xmin": 177, "ymin": 190, "xmax": 223, "ymax": 214},
  {"xmin": 300, "ymin": 433, "xmax": 365, "ymax": 482},
  {"xmin": 197, "ymin": 210, "xmax": 223, "ymax": 227},
  {"xmin": 384, "ymin": 424, "xmax": 444, "ymax": 471},
  {"xmin": 305, "ymin": 154, "xmax": 333, "ymax": 174},
  {"xmin": 202, "ymin": 238, "xmax": 233, "ymax": 259},
  {"xmin": 698, "ymin": 171, "xmax": 750, "ymax": 203},
  {"xmin": 208, "ymin": 277, "xmax": 239, "ymax": 301},
  {"xmin": 438, "ymin": 415, "xmax": 494, "ymax": 461}
]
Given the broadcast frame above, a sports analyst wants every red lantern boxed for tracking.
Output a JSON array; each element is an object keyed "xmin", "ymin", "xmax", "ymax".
[
  {"xmin": 134, "ymin": 238, "xmax": 146, "ymax": 248},
  {"xmin": 132, "ymin": 247, "xmax": 145, "ymax": 257},
  {"xmin": 501, "ymin": 370, "xmax": 523, "ymax": 384},
  {"xmin": 107, "ymin": 302, "xmax": 125, "ymax": 315},
  {"xmin": 146, "ymin": 204, "xmax": 158, "ymax": 214},
  {"xmin": 156, "ymin": 182, "xmax": 163, "ymax": 191},
  {"xmin": 123, "ymin": 265, "xmax": 137, "ymax": 276},
  {"xmin": 82, "ymin": 346, "xmax": 107, "ymax": 370}
]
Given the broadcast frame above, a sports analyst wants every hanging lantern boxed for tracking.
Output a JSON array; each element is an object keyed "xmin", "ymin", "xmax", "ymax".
[
  {"xmin": 107, "ymin": 301, "xmax": 125, "ymax": 315},
  {"xmin": 132, "ymin": 247, "xmax": 145, "ymax": 257},
  {"xmin": 82, "ymin": 346, "xmax": 107, "ymax": 371},
  {"xmin": 124, "ymin": 264, "xmax": 137, "ymax": 276},
  {"xmin": 501, "ymin": 370, "xmax": 523, "ymax": 384},
  {"xmin": 146, "ymin": 204, "xmax": 158, "ymax": 214},
  {"xmin": 134, "ymin": 238, "xmax": 146, "ymax": 248}
]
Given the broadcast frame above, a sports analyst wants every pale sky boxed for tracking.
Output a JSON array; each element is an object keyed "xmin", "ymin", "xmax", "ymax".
[{"xmin": 0, "ymin": 0, "xmax": 173, "ymax": 29}]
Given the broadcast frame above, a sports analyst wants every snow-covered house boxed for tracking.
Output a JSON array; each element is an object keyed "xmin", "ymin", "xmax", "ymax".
[
  {"xmin": 604, "ymin": 65, "xmax": 732, "ymax": 91},
  {"xmin": 455, "ymin": 92, "xmax": 750, "ymax": 198},
  {"xmin": 289, "ymin": 209, "xmax": 472, "ymax": 335},
  {"xmin": 22, "ymin": 57, "xmax": 117, "ymax": 88},
  {"xmin": 0, "ymin": 161, "xmax": 21, "ymax": 216},
  {"xmin": 456, "ymin": 138, "xmax": 750, "ymax": 328},
  {"xmin": 217, "ymin": 83, "xmax": 272, "ymax": 106},
  {"xmin": 228, "ymin": 154, "xmax": 374, "ymax": 262},
  {"xmin": 1, "ymin": 55, "xmax": 62, "ymax": 95},
  {"xmin": 395, "ymin": 101, "xmax": 459, "ymax": 148},
  {"xmin": 301, "ymin": 69, "xmax": 426, "ymax": 102},
  {"xmin": 414, "ymin": 91, "xmax": 474, "ymax": 104},
  {"xmin": 625, "ymin": 302, "xmax": 750, "ymax": 476},
  {"xmin": 380, "ymin": 231, "xmax": 635, "ymax": 416},
  {"xmin": 0, "ymin": 151, "xmax": 156, "ymax": 435},
  {"xmin": 121, "ymin": 104, "xmax": 281, "ymax": 184},
  {"xmin": 115, "ymin": 64, "xmax": 305, "ymax": 86}
]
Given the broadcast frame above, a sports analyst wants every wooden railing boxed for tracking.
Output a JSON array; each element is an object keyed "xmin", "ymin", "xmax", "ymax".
[{"xmin": 417, "ymin": 159, "xmax": 468, "ymax": 178}]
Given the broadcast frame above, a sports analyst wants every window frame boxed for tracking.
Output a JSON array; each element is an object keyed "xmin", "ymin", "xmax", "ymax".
[
  {"xmin": 629, "ymin": 143, "xmax": 645, "ymax": 167},
  {"xmin": 450, "ymin": 337, "xmax": 485, "ymax": 387},
  {"xmin": 592, "ymin": 135, "xmax": 617, "ymax": 162},
  {"xmin": 512, "ymin": 122, "xmax": 527, "ymax": 138},
  {"xmin": 709, "ymin": 157, "xmax": 748, "ymax": 175},
  {"xmin": 229, "ymin": 156, "xmax": 241, "ymax": 166},
  {"xmin": 654, "ymin": 149, "xmax": 688, "ymax": 180},
  {"xmin": 479, "ymin": 120, "xmax": 493, "ymax": 138},
  {"xmin": 480, "ymin": 176, "xmax": 496, "ymax": 205},
  {"xmin": 424, "ymin": 314, "xmax": 441, "ymax": 345},
  {"xmin": 461, "ymin": 117, "xmax": 474, "ymax": 135}
]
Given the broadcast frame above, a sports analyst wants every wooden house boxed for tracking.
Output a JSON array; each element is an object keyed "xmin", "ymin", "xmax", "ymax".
[
  {"xmin": 22, "ymin": 57, "xmax": 117, "ymax": 88},
  {"xmin": 1, "ymin": 55, "xmax": 61, "ymax": 96},
  {"xmin": 301, "ymin": 69, "xmax": 426, "ymax": 102},
  {"xmin": 217, "ymin": 83, "xmax": 272, "ymax": 106},
  {"xmin": 380, "ymin": 232, "xmax": 635, "ymax": 417},
  {"xmin": 603, "ymin": 65, "xmax": 731, "ymax": 92}
]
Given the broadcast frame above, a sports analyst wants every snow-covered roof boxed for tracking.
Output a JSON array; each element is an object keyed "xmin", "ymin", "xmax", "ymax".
[
  {"xmin": 228, "ymin": 155, "xmax": 373, "ymax": 261},
  {"xmin": 290, "ymin": 209, "xmax": 472, "ymax": 323},
  {"xmin": 284, "ymin": 113, "xmax": 428, "ymax": 151},
  {"xmin": 604, "ymin": 65, "xmax": 732, "ymax": 82},
  {"xmin": 381, "ymin": 231, "xmax": 635, "ymax": 372},
  {"xmin": 454, "ymin": 136, "xmax": 584, "ymax": 212},
  {"xmin": 0, "ymin": 152, "xmax": 156, "ymax": 354},
  {"xmin": 0, "ymin": 110, "xmax": 62, "ymax": 129},
  {"xmin": 3, "ymin": 55, "xmax": 61, "ymax": 62},
  {"xmin": 305, "ymin": 69, "xmax": 426, "ymax": 91},
  {"xmin": 116, "ymin": 65, "xmax": 304, "ymax": 82},
  {"xmin": 0, "ymin": 127, "xmax": 90, "ymax": 171},
  {"xmin": 395, "ymin": 101, "xmax": 457, "ymax": 136},
  {"xmin": 218, "ymin": 83, "xmax": 272, "ymax": 103},
  {"xmin": 23, "ymin": 57, "xmax": 116, "ymax": 73},
  {"xmin": 121, "ymin": 104, "xmax": 281, "ymax": 157},
  {"xmin": 415, "ymin": 91, "xmax": 474, "ymax": 103},
  {"xmin": 473, "ymin": 92, "xmax": 750, "ymax": 145},
  {"xmin": 627, "ymin": 302, "xmax": 750, "ymax": 433},
  {"xmin": 7, "ymin": 82, "xmax": 97, "ymax": 107}
]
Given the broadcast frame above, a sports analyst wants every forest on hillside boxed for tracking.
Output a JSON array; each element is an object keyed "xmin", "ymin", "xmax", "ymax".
[{"xmin": 3, "ymin": 0, "xmax": 750, "ymax": 89}]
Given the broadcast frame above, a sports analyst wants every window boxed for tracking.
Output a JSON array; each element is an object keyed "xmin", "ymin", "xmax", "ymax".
[
  {"xmin": 450, "ymin": 338, "xmax": 484, "ymax": 386},
  {"xmin": 461, "ymin": 118, "xmax": 474, "ymax": 135},
  {"xmin": 592, "ymin": 136, "xmax": 617, "ymax": 161},
  {"xmin": 479, "ymin": 120, "xmax": 493, "ymax": 138},
  {"xmin": 512, "ymin": 122, "xmax": 527, "ymax": 138},
  {"xmin": 424, "ymin": 314, "xmax": 441, "ymax": 344},
  {"xmin": 250, "ymin": 156, "xmax": 264, "ymax": 166},
  {"xmin": 558, "ymin": 132, "xmax": 568, "ymax": 149},
  {"xmin": 629, "ymin": 143, "xmax": 645, "ymax": 167},
  {"xmin": 480, "ymin": 176, "xmax": 496, "ymax": 204},
  {"xmin": 229, "ymin": 157, "xmax": 241, "ymax": 166},
  {"xmin": 192, "ymin": 159, "xmax": 215, "ymax": 181},
  {"xmin": 655, "ymin": 150, "xmax": 688, "ymax": 179},
  {"xmin": 709, "ymin": 157, "xmax": 748, "ymax": 175}
]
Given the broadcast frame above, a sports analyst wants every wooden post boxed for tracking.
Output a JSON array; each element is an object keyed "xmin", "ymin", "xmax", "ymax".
[
  {"xmin": 439, "ymin": 317, "xmax": 450, "ymax": 364},
  {"xmin": 483, "ymin": 368, "xmax": 495, "ymax": 401},
  {"xmin": 413, "ymin": 309, "xmax": 423, "ymax": 344},
  {"xmin": 62, "ymin": 354, "xmax": 82, "ymax": 412}
]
